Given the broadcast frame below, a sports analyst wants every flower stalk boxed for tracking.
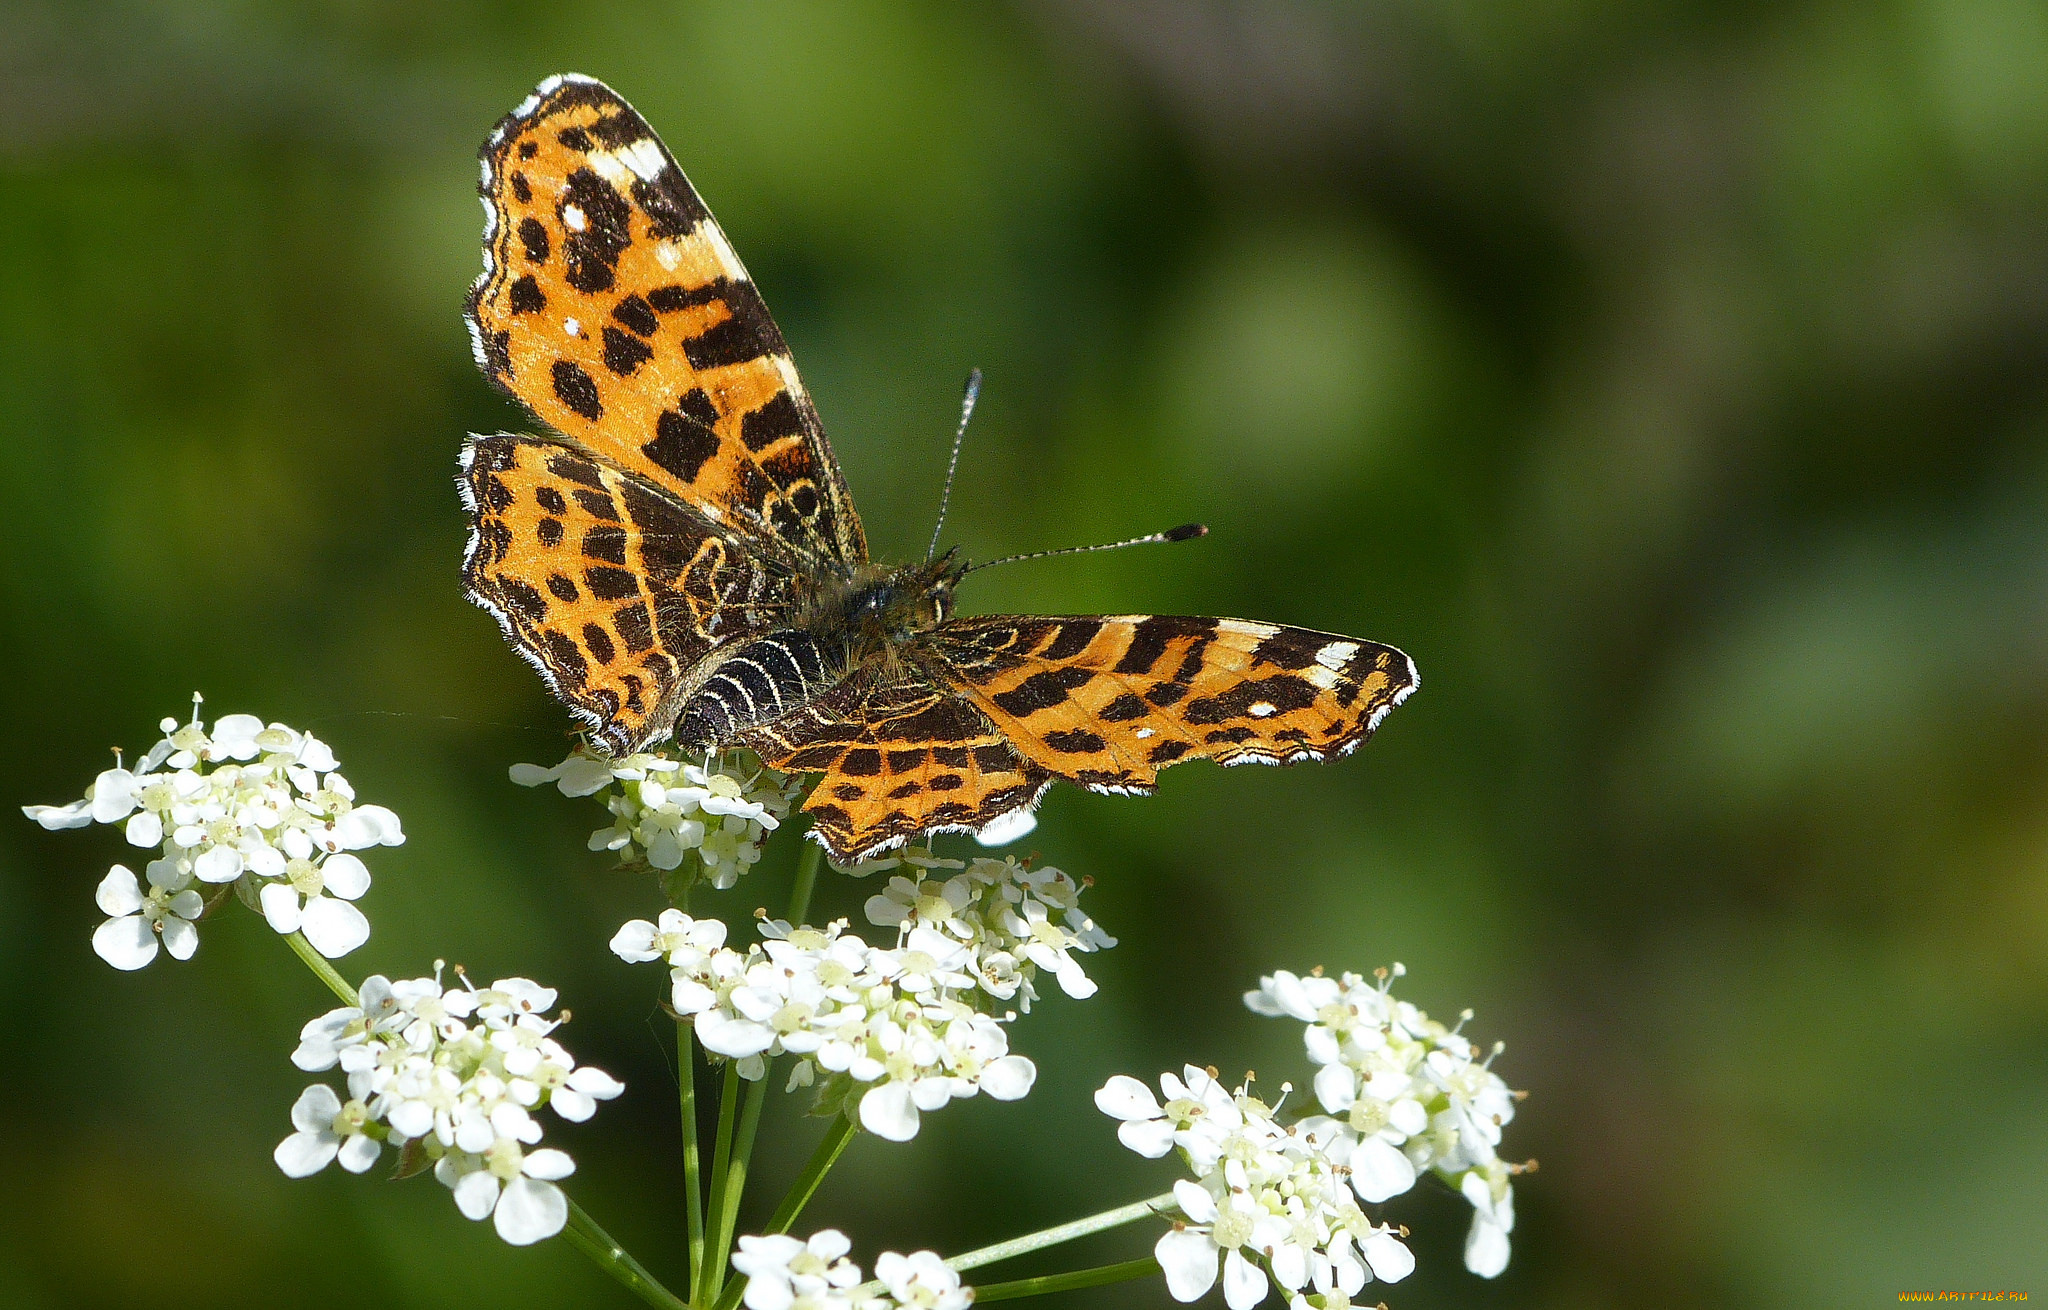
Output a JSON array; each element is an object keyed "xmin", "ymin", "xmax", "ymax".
[
  {"xmin": 970, "ymin": 1257, "xmax": 1163, "ymax": 1303},
  {"xmin": 563, "ymin": 1200, "xmax": 691, "ymax": 1310}
]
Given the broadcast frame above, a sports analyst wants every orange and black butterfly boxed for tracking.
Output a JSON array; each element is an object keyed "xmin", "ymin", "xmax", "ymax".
[{"xmin": 459, "ymin": 75, "xmax": 1417, "ymax": 861}]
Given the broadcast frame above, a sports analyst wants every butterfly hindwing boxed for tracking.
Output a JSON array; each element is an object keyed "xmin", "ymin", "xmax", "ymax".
[
  {"xmin": 929, "ymin": 615, "xmax": 1418, "ymax": 792},
  {"xmin": 459, "ymin": 434, "xmax": 799, "ymax": 754},
  {"xmin": 740, "ymin": 668, "xmax": 1052, "ymax": 861},
  {"xmin": 467, "ymin": 74, "xmax": 865, "ymax": 567}
]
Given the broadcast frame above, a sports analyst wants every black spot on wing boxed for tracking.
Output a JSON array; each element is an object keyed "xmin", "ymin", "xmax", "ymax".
[
  {"xmin": 1100, "ymin": 692, "xmax": 1149, "ymax": 722},
  {"xmin": 542, "ymin": 630, "xmax": 588, "ymax": 683},
  {"xmin": 517, "ymin": 217, "xmax": 550, "ymax": 264},
  {"xmin": 1039, "ymin": 620, "xmax": 1102, "ymax": 662},
  {"xmin": 508, "ymin": 275, "xmax": 545, "ymax": 314},
  {"xmin": 1042, "ymin": 729, "xmax": 1106, "ymax": 754},
  {"xmin": 583, "ymin": 524, "xmax": 628, "ymax": 564},
  {"xmin": 536, "ymin": 486, "xmax": 567, "ymax": 514},
  {"xmin": 612, "ymin": 294, "xmax": 659, "ymax": 337},
  {"xmin": 584, "ymin": 566, "xmax": 640, "ymax": 600},
  {"xmin": 739, "ymin": 391, "xmax": 806, "ymax": 452},
  {"xmin": 840, "ymin": 749, "xmax": 882, "ymax": 777},
  {"xmin": 559, "ymin": 168, "xmax": 633, "ymax": 294},
  {"xmin": 1147, "ymin": 739, "xmax": 1190, "ymax": 764},
  {"xmin": 1183, "ymin": 674, "xmax": 1320, "ymax": 726},
  {"xmin": 991, "ymin": 667, "xmax": 1096, "ymax": 716},
  {"xmin": 537, "ymin": 518, "xmax": 563, "ymax": 548},
  {"xmin": 546, "ymin": 453, "xmax": 605, "ymax": 489},
  {"xmin": 643, "ymin": 410, "xmax": 721, "ymax": 483},
  {"xmin": 552, "ymin": 360, "xmax": 603, "ymax": 421},
  {"xmin": 546, "ymin": 574, "xmax": 579, "ymax": 602},
  {"xmin": 499, "ymin": 579, "xmax": 546, "ymax": 623},
  {"xmin": 582, "ymin": 623, "xmax": 616, "ymax": 665},
  {"xmin": 614, "ymin": 602, "xmax": 653, "ymax": 653},
  {"xmin": 602, "ymin": 326, "xmax": 654, "ymax": 376}
]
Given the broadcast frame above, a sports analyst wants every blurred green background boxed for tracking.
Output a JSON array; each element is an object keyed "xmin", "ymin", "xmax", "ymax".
[{"xmin": 5, "ymin": 2, "xmax": 2046, "ymax": 1306}]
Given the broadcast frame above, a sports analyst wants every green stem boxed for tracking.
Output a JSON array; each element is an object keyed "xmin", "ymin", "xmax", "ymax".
[
  {"xmin": 698, "ymin": 1063, "xmax": 742, "ymax": 1305},
  {"xmin": 285, "ymin": 931, "xmax": 358, "ymax": 1006},
  {"xmin": 970, "ymin": 1257, "xmax": 1162, "ymax": 1303},
  {"xmin": 946, "ymin": 1190, "xmax": 1180, "ymax": 1272},
  {"xmin": 786, "ymin": 839, "xmax": 823, "ymax": 925},
  {"xmin": 764, "ymin": 1115, "xmax": 857, "ymax": 1236},
  {"xmin": 679, "ymin": 1018, "xmax": 706, "ymax": 1292},
  {"xmin": 708, "ymin": 1070, "xmax": 771, "ymax": 1302},
  {"xmin": 562, "ymin": 1200, "xmax": 691, "ymax": 1310}
]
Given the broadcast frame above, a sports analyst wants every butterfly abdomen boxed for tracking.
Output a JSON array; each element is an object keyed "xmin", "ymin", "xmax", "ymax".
[{"xmin": 673, "ymin": 631, "xmax": 835, "ymax": 752}]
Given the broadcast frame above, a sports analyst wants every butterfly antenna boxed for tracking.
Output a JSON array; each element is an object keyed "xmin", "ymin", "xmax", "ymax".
[
  {"xmin": 926, "ymin": 368, "xmax": 982, "ymax": 561},
  {"xmin": 965, "ymin": 522, "xmax": 1208, "ymax": 574}
]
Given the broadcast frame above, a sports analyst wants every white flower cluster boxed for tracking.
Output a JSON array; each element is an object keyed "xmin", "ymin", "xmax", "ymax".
[
  {"xmin": 613, "ymin": 909, "xmax": 1042, "ymax": 1142},
  {"xmin": 512, "ymin": 747, "xmax": 801, "ymax": 888},
  {"xmin": 1246, "ymin": 965, "xmax": 1523, "ymax": 1278},
  {"xmin": 1098, "ymin": 1066, "xmax": 1416, "ymax": 1309},
  {"xmin": 278, "ymin": 968, "xmax": 623, "ymax": 1245},
  {"xmin": 731, "ymin": 1229, "xmax": 969, "ymax": 1310},
  {"xmin": 854, "ymin": 849, "xmax": 1116, "ymax": 1012},
  {"xmin": 23, "ymin": 701, "xmax": 404, "ymax": 967}
]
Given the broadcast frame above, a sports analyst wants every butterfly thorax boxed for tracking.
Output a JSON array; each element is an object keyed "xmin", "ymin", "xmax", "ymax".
[{"xmin": 669, "ymin": 552, "xmax": 965, "ymax": 754}]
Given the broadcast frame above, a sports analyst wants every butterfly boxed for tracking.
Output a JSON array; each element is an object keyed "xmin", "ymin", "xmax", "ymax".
[{"xmin": 459, "ymin": 74, "xmax": 1418, "ymax": 862}]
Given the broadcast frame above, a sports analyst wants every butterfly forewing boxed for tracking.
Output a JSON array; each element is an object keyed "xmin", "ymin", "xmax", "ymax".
[
  {"xmin": 467, "ymin": 74, "xmax": 865, "ymax": 567},
  {"xmin": 460, "ymin": 434, "xmax": 799, "ymax": 754},
  {"xmin": 929, "ymin": 615, "xmax": 1418, "ymax": 792}
]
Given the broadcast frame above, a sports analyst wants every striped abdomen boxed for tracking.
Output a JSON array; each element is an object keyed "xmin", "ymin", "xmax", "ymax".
[{"xmin": 674, "ymin": 631, "xmax": 834, "ymax": 752}]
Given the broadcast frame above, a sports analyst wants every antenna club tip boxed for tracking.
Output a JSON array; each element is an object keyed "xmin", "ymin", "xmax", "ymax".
[{"xmin": 1165, "ymin": 523, "xmax": 1208, "ymax": 542}]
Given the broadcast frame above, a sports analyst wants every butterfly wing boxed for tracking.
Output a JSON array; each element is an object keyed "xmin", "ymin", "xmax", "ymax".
[
  {"xmin": 740, "ymin": 667, "xmax": 1052, "ymax": 862},
  {"xmin": 928, "ymin": 615, "xmax": 1417, "ymax": 792},
  {"xmin": 466, "ymin": 74, "xmax": 864, "ymax": 567},
  {"xmin": 459, "ymin": 434, "xmax": 800, "ymax": 754}
]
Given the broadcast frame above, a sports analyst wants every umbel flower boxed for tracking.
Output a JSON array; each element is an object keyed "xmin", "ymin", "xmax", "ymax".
[
  {"xmin": 513, "ymin": 747, "xmax": 801, "ymax": 888},
  {"xmin": 279, "ymin": 966, "xmax": 623, "ymax": 1244},
  {"xmin": 1097, "ymin": 1065, "xmax": 1416, "ymax": 1309},
  {"xmin": 23, "ymin": 697, "xmax": 404, "ymax": 965},
  {"xmin": 730, "ymin": 1228, "xmax": 970, "ymax": 1310},
  {"xmin": 1244, "ymin": 964, "xmax": 1527, "ymax": 1278}
]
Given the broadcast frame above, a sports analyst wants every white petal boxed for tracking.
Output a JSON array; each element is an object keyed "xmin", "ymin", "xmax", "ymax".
[
  {"xmin": 522, "ymin": 1147, "xmax": 576, "ymax": 1181},
  {"xmin": 387, "ymin": 1099, "xmax": 435, "ymax": 1140},
  {"xmin": 1116, "ymin": 1118, "xmax": 1177, "ymax": 1158},
  {"xmin": 1465, "ymin": 1209, "xmax": 1511, "ymax": 1278},
  {"xmin": 858, "ymin": 1083, "xmax": 921, "ymax": 1141},
  {"xmin": 334, "ymin": 804, "xmax": 405, "ymax": 848},
  {"xmin": 1312, "ymin": 1062, "xmax": 1356, "ymax": 1113},
  {"xmin": 160, "ymin": 914, "xmax": 199, "ymax": 960},
  {"xmin": 1094, "ymin": 1075, "xmax": 1163, "ymax": 1121},
  {"xmin": 1154, "ymin": 1230, "xmax": 1219, "ymax": 1303},
  {"xmin": 23, "ymin": 798, "xmax": 94, "ymax": 829},
  {"xmin": 1172, "ymin": 1179, "xmax": 1218, "ymax": 1224},
  {"xmin": 1222, "ymin": 1249, "xmax": 1267, "ymax": 1310},
  {"xmin": 338, "ymin": 1133, "xmax": 382, "ymax": 1174},
  {"xmin": 89, "ymin": 769, "xmax": 141, "ymax": 822},
  {"xmin": 980, "ymin": 1055, "xmax": 1036, "ymax": 1101},
  {"xmin": 1364, "ymin": 1231, "xmax": 1417, "ymax": 1283},
  {"xmin": 567, "ymin": 1066, "xmax": 625, "ymax": 1099},
  {"xmin": 301, "ymin": 896, "xmax": 370, "ymax": 957},
  {"xmin": 258, "ymin": 881, "xmax": 304, "ymax": 934},
  {"xmin": 124, "ymin": 811, "xmax": 164, "ymax": 848},
  {"xmin": 290, "ymin": 1083, "xmax": 342, "ymax": 1132},
  {"xmin": 696, "ymin": 1011, "xmax": 776, "ymax": 1058},
  {"xmin": 609, "ymin": 919, "xmax": 661, "ymax": 963},
  {"xmin": 95, "ymin": 866, "xmax": 144, "ymax": 916},
  {"xmin": 320, "ymin": 852, "xmax": 371, "ymax": 899},
  {"xmin": 452, "ymin": 1169, "xmax": 502, "ymax": 1220},
  {"xmin": 494, "ymin": 1176, "xmax": 568, "ymax": 1244},
  {"xmin": 273, "ymin": 1129, "xmax": 339, "ymax": 1178},
  {"xmin": 193, "ymin": 845, "xmax": 244, "ymax": 883},
  {"xmin": 551, "ymin": 1089, "xmax": 594, "ymax": 1122},
  {"xmin": 1347, "ymin": 1135, "xmax": 1418, "ymax": 1203},
  {"xmin": 92, "ymin": 915, "xmax": 158, "ymax": 970}
]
